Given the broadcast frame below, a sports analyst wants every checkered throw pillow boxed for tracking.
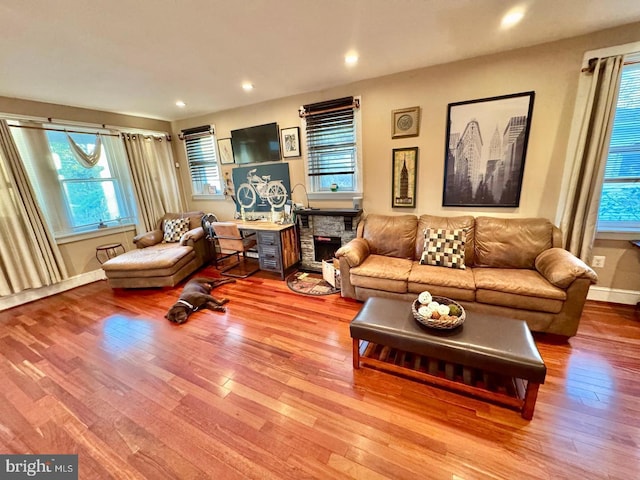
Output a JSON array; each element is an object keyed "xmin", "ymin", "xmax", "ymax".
[
  {"xmin": 420, "ymin": 228, "xmax": 466, "ymax": 269},
  {"xmin": 163, "ymin": 218, "xmax": 190, "ymax": 243}
]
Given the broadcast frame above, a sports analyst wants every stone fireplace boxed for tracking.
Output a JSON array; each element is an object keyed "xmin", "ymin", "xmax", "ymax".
[{"xmin": 296, "ymin": 208, "xmax": 362, "ymax": 272}]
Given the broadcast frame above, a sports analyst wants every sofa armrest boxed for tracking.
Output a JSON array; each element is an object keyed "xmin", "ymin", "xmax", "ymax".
[
  {"xmin": 335, "ymin": 238, "xmax": 370, "ymax": 267},
  {"xmin": 133, "ymin": 230, "xmax": 163, "ymax": 248},
  {"xmin": 180, "ymin": 226, "xmax": 204, "ymax": 246},
  {"xmin": 535, "ymin": 248, "xmax": 598, "ymax": 289}
]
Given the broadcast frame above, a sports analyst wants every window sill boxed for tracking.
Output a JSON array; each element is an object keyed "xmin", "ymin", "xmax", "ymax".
[
  {"xmin": 308, "ymin": 191, "xmax": 362, "ymax": 201},
  {"xmin": 595, "ymin": 231, "xmax": 640, "ymax": 241},
  {"xmin": 191, "ymin": 194, "xmax": 225, "ymax": 201},
  {"xmin": 56, "ymin": 224, "xmax": 136, "ymax": 244}
]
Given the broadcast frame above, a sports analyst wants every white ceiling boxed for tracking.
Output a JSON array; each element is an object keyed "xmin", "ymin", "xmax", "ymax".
[{"xmin": 2, "ymin": 0, "xmax": 640, "ymax": 122}]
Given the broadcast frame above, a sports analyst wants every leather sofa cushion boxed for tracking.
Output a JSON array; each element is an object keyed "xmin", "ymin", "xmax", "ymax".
[
  {"xmin": 476, "ymin": 289, "xmax": 564, "ymax": 314},
  {"xmin": 474, "ymin": 268, "xmax": 566, "ymax": 300},
  {"xmin": 351, "ymin": 255, "xmax": 412, "ymax": 293},
  {"xmin": 474, "ymin": 268, "xmax": 565, "ymax": 314},
  {"xmin": 416, "ymin": 215, "xmax": 475, "ymax": 266},
  {"xmin": 408, "ymin": 263, "xmax": 476, "ymax": 301},
  {"xmin": 475, "ymin": 217, "xmax": 553, "ymax": 268},
  {"xmin": 362, "ymin": 214, "xmax": 417, "ymax": 259}
]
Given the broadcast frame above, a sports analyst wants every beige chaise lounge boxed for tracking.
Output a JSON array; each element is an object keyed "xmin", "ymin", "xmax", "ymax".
[{"xmin": 102, "ymin": 211, "xmax": 214, "ymax": 288}]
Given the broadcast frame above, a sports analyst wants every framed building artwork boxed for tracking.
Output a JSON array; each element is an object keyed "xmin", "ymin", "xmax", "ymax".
[
  {"xmin": 392, "ymin": 147, "xmax": 418, "ymax": 208},
  {"xmin": 443, "ymin": 91, "xmax": 535, "ymax": 207}
]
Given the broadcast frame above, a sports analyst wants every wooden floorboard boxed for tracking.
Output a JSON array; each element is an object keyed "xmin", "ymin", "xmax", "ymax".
[{"xmin": 0, "ymin": 266, "xmax": 638, "ymax": 479}]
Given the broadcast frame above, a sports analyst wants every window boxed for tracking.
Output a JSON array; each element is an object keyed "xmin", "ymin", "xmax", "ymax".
[
  {"xmin": 9, "ymin": 122, "xmax": 137, "ymax": 237},
  {"xmin": 300, "ymin": 96, "xmax": 361, "ymax": 194},
  {"xmin": 181, "ymin": 125, "xmax": 222, "ymax": 196},
  {"xmin": 598, "ymin": 58, "xmax": 640, "ymax": 232}
]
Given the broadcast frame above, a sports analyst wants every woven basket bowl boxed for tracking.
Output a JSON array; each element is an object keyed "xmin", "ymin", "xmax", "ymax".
[{"xmin": 411, "ymin": 296, "xmax": 465, "ymax": 330}]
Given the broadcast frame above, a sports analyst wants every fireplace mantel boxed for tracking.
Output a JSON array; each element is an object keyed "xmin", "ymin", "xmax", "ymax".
[{"xmin": 295, "ymin": 208, "xmax": 362, "ymax": 229}]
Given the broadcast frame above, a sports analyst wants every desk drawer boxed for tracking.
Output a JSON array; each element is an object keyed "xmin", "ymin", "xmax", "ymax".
[
  {"xmin": 260, "ymin": 256, "xmax": 281, "ymax": 271},
  {"xmin": 260, "ymin": 243, "xmax": 280, "ymax": 258},
  {"xmin": 258, "ymin": 231, "xmax": 280, "ymax": 245}
]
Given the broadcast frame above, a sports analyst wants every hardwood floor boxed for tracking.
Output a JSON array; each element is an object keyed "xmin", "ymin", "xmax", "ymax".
[{"xmin": 1, "ymin": 267, "xmax": 638, "ymax": 479}]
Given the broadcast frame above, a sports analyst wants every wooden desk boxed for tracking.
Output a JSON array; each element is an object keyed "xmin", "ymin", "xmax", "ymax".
[{"xmin": 233, "ymin": 221, "xmax": 300, "ymax": 279}]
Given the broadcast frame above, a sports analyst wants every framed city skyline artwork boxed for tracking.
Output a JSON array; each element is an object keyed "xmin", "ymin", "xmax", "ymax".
[
  {"xmin": 443, "ymin": 91, "xmax": 535, "ymax": 207},
  {"xmin": 392, "ymin": 147, "xmax": 418, "ymax": 208}
]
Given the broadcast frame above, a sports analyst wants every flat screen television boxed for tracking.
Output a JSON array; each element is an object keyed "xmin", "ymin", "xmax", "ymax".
[{"xmin": 231, "ymin": 122, "xmax": 281, "ymax": 164}]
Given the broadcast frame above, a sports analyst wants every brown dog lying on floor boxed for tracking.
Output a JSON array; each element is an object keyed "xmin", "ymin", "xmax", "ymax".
[{"xmin": 165, "ymin": 277, "xmax": 236, "ymax": 324}]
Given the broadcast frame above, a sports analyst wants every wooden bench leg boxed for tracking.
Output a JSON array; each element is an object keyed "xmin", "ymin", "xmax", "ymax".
[
  {"xmin": 522, "ymin": 381, "xmax": 541, "ymax": 420},
  {"xmin": 352, "ymin": 338, "xmax": 360, "ymax": 369}
]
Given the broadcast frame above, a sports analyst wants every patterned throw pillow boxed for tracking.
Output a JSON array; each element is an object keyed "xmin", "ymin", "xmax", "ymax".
[
  {"xmin": 163, "ymin": 218, "xmax": 190, "ymax": 243},
  {"xmin": 420, "ymin": 228, "xmax": 466, "ymax": 269}
]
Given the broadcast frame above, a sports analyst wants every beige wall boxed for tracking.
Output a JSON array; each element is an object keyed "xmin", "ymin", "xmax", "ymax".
[
  {"xmin": 171, "ymin": 22, "xmax": 640, "ymax": 295},
  {"xmin": 0, "ymin": 96, "xmax": 171, "ymax": 276}
]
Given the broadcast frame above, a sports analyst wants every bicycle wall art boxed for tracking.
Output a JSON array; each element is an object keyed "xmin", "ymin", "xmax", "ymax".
[{"xmin": 231, "ymin": 163, "xmax": 292, "ymax": 213}]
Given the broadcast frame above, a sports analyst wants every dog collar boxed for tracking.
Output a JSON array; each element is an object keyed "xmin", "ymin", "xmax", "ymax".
[{"xmin": 177, "ymin": 299, "xmax": 196, "ymax": 311}]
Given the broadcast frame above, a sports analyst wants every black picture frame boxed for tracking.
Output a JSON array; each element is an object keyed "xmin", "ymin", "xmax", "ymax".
[
  {"xmin": 281, "ymin": 126, "xmax": 301, "ymax": 158},
  {"xmin": 392, "ymin": 147, "xmax": 418, "ymax": 208},
  {"xmin": 443, "ymin": 91, "xmax": 535, "ymax": 207}
]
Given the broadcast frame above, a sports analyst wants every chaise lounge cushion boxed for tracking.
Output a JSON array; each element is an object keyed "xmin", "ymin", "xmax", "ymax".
[{"xmin": 101, "ymin": 244, "xmax": 196, "ymax": 278}]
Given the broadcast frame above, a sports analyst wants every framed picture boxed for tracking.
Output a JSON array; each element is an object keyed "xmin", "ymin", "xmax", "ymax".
[
  {"xmin": 443, "ymin": 91, "xmax": 535, "ymax": 207},
  {"xmin": 392, "ymin": 147, "xmax": 418, "ymax": 208},
  {"xmin": 281, "ymin": 126, "xmax": 301, "ymax": 158},
  {"xmin": 392, "ymin": 106, "xmax": 420, "ymax": 138},
  {"xmin": 217, "ymin": 138, "xmax": 234, "ymax": 164}
]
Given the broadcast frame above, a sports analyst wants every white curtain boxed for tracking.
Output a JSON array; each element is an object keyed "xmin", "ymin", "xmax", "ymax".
[
  {"xmin": 0, "ymin": 120, "xmax": 68, "ymax": 296},
  {"xmin": 66, "ymin": 132, "xmax": 102, "ymax": 167},
  {"xmin": 122, "ymin": 133, "xmax": 183, "ymax": 232},
  {"xmin": 559, "ymin": 55, "xmax": 624, "ymax": 262}
]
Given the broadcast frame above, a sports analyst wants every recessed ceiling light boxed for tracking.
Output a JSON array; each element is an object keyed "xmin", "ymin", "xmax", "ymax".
[
  {"xmin": 345, "ymin": 52, "xmax": 359, "ymax": 66},
  {"xmin": 175, "ymin": 100, "xmax": 186, "ymax": 108},
  {"xmin": 501, "ymin": 7, "xmax": 525, "ymax": 29},
  {"xmin": 242, "ymin": 82, "xmax": 254, "ymax": 91}
]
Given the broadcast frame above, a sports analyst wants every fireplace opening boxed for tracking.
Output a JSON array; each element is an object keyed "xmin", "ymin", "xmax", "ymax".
[{"xmin": 314, "ymin": 235, "xmax": 341, "ymax": 262}]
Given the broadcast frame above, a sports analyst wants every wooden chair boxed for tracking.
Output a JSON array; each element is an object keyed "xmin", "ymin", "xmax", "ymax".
[{"xmin": 211, "ymin": 222, "xmax": 260, "ymax": 278}]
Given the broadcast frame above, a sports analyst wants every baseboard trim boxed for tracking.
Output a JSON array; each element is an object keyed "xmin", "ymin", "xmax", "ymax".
[
  {"xmin": 0, "ymin": 270, "xmax": 106, "ymax": 312},
  {"xmin": 2, "ymin": 273, "xmax": 637, "ymax": 310},
  {"xmin": 587, "ymin": 286, "xmax": 640, "ymax": 305}
]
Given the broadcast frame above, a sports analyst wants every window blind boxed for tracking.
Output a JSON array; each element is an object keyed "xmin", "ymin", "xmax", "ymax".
[
  {"xmin": 605, "ymin": 61, "xmax": 640, "ymax": 181},
  {"xmin": 182, "ymin": 125, "xmax": 219, "ymax": 187},
  {"xmin": 303, "ymin": 97, "xmax": 358, "ymax": 177},
  {"xmin": 598, "ymin": 59, "xmax": 640, "ymax": 228}
]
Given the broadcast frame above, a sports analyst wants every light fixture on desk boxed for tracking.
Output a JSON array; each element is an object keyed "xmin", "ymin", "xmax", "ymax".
[{"xmin": 290, "ymin": 183, "xmax": 310, "ymax": 210}]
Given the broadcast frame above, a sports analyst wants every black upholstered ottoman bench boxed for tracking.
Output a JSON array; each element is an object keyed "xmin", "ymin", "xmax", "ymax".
[{"xmin": 350, "ymin": 297, "xmax": 547, "ymax": 419}]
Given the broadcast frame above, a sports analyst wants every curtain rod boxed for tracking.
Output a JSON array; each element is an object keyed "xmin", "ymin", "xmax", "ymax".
[
  {"xmin": 9, "ymin": 124, "xmax": 122, "ymax": 137},
  {"xmin": 299, "ymin": 98, "xmax": 360, "ymax": 118},
  {"xmin": 582, "ymin": 57, "xmax": 640, "ymax": 73}
]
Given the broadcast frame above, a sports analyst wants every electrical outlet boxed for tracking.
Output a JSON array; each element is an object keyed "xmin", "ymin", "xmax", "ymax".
[{"xmin": 592, "ymin": 255, "xmax": 606, "ymax": 268}]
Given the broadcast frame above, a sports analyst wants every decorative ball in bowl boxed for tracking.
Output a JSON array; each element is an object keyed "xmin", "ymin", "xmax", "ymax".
[{"xmin": 411, "ymin": 291, "xmax": 465, "ymax": 330}]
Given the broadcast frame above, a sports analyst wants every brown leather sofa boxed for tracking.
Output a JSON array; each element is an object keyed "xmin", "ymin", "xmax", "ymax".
[
  {"xmin": 102, "ymin": 211, "xmax": 214, "ymax": 288},
  {"xmin": 336, "ymin": 214, "xmax": 598, "ymax": 337}
]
